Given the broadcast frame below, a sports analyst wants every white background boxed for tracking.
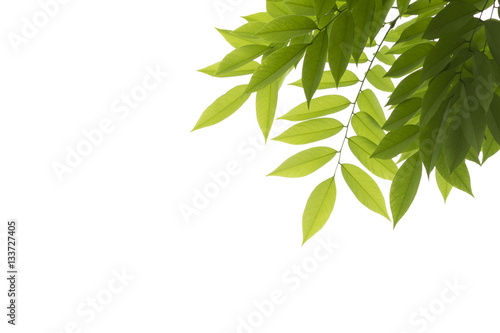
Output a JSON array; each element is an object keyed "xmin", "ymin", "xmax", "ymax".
[{"xmin": 0, "ymin": 1, "xmax": 499, "ymax": 332}]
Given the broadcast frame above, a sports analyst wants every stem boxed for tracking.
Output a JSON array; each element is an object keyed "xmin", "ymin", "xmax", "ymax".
[{"xmin": 332, "ymin": 18, "xmax": 399, "ymax": 178}]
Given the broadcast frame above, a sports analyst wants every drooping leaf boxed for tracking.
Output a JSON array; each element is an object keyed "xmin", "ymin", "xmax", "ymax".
[
  {"xmin": 436, "ymin": 157, "xmax": 473, "ymax": 196},
  {"xmin": 193, "ymin": 85, "xmax": 251, "ymax": 131},
  {"xmin": 483, "ymin": 20, "xmax": 500, "ymax": 66},
  {"xmin": 472, "ymin": 50, "xmax": 495, "ymax": 111},
  {"xmin": 367, "ymin": 65, "xmax": 395, "ymax": 92},
  {"xmin": 302, "ymin": 177, "xmax": 337, "ymax": 243},
  {"xmin": 341, "ymin": 164, "xmax": 390, "ymax": 219},
  {"xmin": 328, "ymin": 11, "xmax": 356, "ymax": 86},
  {"xmin": 387, "ymin": 69, "xmax": 424, "ymax": 105},
  {"xmin": 348, "ymin": 136, "xmax": 398, "ymax": 180},
  {"xmin": 357, "ymin": 89, "xmax": 386, "ymax": 126},
  {"xmin": 436, "ymin": 170, "xmax": 453, "ymax": 202},
  {"xmin": 369, "ymin": 0, "xmax": 394, "ymax": 43},
  {"xmin": 272, "ymin": 118, "xmax": 344, "ymax": 144},
  {"xmin": 256, "ymin": 15, "xmax": 318, "ymax": 42},
  {"xmin": 351, "ymin": 0, "xmax": 375, "ymax": 64},
  {"xmin": 351, "ymin": 112, "xmax": 386, "ymax": 144},
  {"xmin": 460, "ymin": 82, "xmax": 486, "ymax": 153},
  {"xmin": 421, "ymin": 69, "xmax": 457, "ymax": 125},
  {"xmin": 444, "ymin": 111, "xmax": 471, "ymax": 173},
  {"xmin": 257, "ymin": 80, "xmax": 280, "ymax": 141},
  {"xmin": 396, "ymin": 17, "xmax": 432, "ymax": 44},
  {"xmin": 390, "ymin": 153, "xmax": 422, "ymax": 226},
  {"xmin": 247, "ymin": 43, "xmax": 308, "ymax": 93},
  {"xmin": 372, "ymin": 125, "xmax": 420, "ymax": 159},
  {"xmin": 268, "ymin": 146, "xmax": 337, "ymax": 177},
  {"xmin": 482, "ymin": 128, "xmax": 500, "ymax": 164},
  {"xmin": 280, "ymin": 95, "xmax": 351, "ymax": 121},
  {"xmin": 421, "ymin": 37, "xmax": 465, "ymax": 82},
  {"xmin": 397, "ymin": 0, "xmax": 411, "ymax": 14},
  {"xmin": 486, "ymin": 94, "xmax": 500, "ymax": 144},
  {"xmin": 302, "ymin": 30, "xmax": 329, "ymax": 105}
]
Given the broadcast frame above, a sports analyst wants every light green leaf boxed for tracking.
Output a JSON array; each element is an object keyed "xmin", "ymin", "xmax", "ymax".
[
  {"xmin": 385, "ymin": 43, "xmax": 433, "ymax": 78},
  {"xmin": 302, "ymin": 177, "xmax": 337, "ymax": 243},
  {"xmin": 390, "ymin": 153, "xmax": 422, "ymax": 226},
  {"xmin": 341, "ymin": 164, "xmax": 390, "ymax": 219},
  {"xmin": 367, "ymin": 65, "xmax": 394, "ymax": 92},
  {"xmin": 387, "ymin": 69, "xmax": 423, "ymax": 105},
  {"xmin": 272, "ymin": 118, "xmax": 344, "ymax": 144},
  {"xmin": 351, "ymin": 0, "xmax": 375, "ymax": 64},
  {"xmin": 193, "ymin": 85, "xmax": 251, "ymax": 131},
  {"xmin": 247, "ymin": 43, "xmax": 308, "ymax": 93},
  {"xmin": 314, "ymin": 0, "xmax": 336, "ymax": 19},
  {"xmin": 290, "ymin": 70, "xmax": 359, "ymax": 89},
  {"xmin": 436, "ymin": 157, "xmax": 473, "ymax": 196},
  {"xmin": 369, "ymin": 0, "xmax": 394, "ymax": 43},
  {"xmin": 268, "ymin": 146, "xmax": 337, "ymax": 177},
  {"xmin": 216, "ymin": 28, "xmax": 268, "ymax": 48},
  {"xmin": 280, "ymin": 95, "xmax": 351, "ymax": 121},
  {"xmin": 285, "ymin": 0, "xmax": 316, "ymax": 16},
  {"xmin": 198, "ymin": 61, "xmax": 259, "ymax": 77},
  {"xmin": 302, "ymin": 30, "xmax": 329, "ymax": 105},
  {"xmin": 423, "ymin": 1, "xmax": 478, "ymax": 40},
  {"xmin": 351, "ymin": 112, "xmax": 386, "ymax": 144},
  {"xmin": 372, "ymin": 125, "xmax": 420, "ymax": 159},
  {"xmin": 348, "ymin": 136, "xmax": 398, "ymax": 180},
  {"xmin": 376, "ymin": 46, "xmax": 396, "ymax": 66},
  {"xmin": 397, "ymin": 0, "xmax": 410, "ymax": 14},
  {"xmin": 406, "ymin": 0, "xmax": 446, "ymax": 16},
  {"xmin": 421, "ymin": 69, "xmax": 457, "ymax": 125},
  {"xmin": 328, "ymin": 11, "xmax": 355, "ymax": 86},
  {"xmin": 436, "ymin": 171, "xmax": 453, "ymax": 202},
  {"xmin": 267, "ymin": 0, "xmax": 295, "ymax": 17},
  {"xmin": 242, "ymin": 12, "xmax": 274, "ymax": 23},
  {"xmin": 257, "ymin": 80, "xmax": 280, "ymax": 141},
  {"xmin": 357, "ymin": 89, "xmax": 386, "ymax": 126},
  {"xmin": 216, "ymin": 45, "xmax": 269, "ymax": 75},
  {"xmin": 383, "ymin": 98, "xmax": 421, "ymax": 131},
  {"xmin": 256, "ymin": 15, "xmax": 317, "ymax": 42}
]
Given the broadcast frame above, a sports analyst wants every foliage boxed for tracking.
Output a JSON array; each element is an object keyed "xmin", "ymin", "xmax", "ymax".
[{"xmin": 195, "ymin": 0, "xmax": 500, "ymax": 244}]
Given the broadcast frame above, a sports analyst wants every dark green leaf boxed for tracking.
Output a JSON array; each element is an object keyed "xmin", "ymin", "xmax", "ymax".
[
  {"xmin": 421, "ymin": 69, "xmax": 457, "ymax": 125},
  {"xmin": 351, "ymin": 0, "xmax": 375, "ymax": 64},
  {"xmin": 372, "ymin": 125, "xmax": 420, "ymax": 159},
  {"xmin": 484, "ymin": 20, "xmax": 500, "ymax": 67},
  {"xmin": 423, "ymin": 1, "xmax": 478, "ymax": 40},
  {"xmin": 385, "ymin": 43, "xmax": 433, "ymax": 78},
  {"xmin": 302, "ymin": 30, "xmax": 329, "ymax": 105},
  {"xmin": 383, "ymin": 98, "xmax": 421, "ymax": 131},
  {"xmin": 387, "ymin": 69, "xmax": 424, "ymax": 105}
]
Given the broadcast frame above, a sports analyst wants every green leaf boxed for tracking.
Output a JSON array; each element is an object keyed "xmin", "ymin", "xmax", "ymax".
[
  {"xmin": 390, "ymin": 153, "xmax": 422, "ymax": 226},
  {"xmin": 367, "ymin": 65, "xmax": 395, "ymax": 92},
  {"xmin": 376, "ymin": 46, "xmax": 396, "ymax": 66},
  {"xmin": 436, "ymin": 157, "xmax": 473, "ymax": 196},
  {"xmin": 351, "ymin": 0, "xmax": 375, "ymax": 64},
  {"xmin": 302, "ymin": 30, "xmax": 329, "ymax": 105},
  {"xmin": 216, "ymin": 45, "xmax": 269, "ymax": 75},
  {"xmin": 268, "ymin": 146, "xmax": 337, "ymax": 177},
  {"xmin": 348, "ymin": 136, "xmax": 398, "ymax": 180},
  {"xmin": 397, "ymin": 0, "xmax": 410, "ymax": 14},
  {"xmin": 247, "ymin": 43, "xmax": 308, "ymax": 93},
  {"xmin": 357, "ymin": 89, "xmax": 386, "ymax": 126},
  {"xmin": 272, "ymin": 118, "xmax": 344, "ymax": 144},
  {"xmin": 396, "ymin": 18, "xmax": 432, "ymax": 44},
  {"xmin": 302, "ymin": 177, "xmax": 337, "ymax": 244},
  {"xmin": 385, "ymin": 44, "xmax": 433, "ymax": 78},
  {"xmin": 486, "ymin": 94, "xmax": 500, "ymax": 144},
  {"xmin": 369, "ymin": 0, "xmax": 394, "ymax": 43},
  {"xmin": 383, "ymin": 98, "xmax": 421, "ymax": 131},
  {"xmin": 482, "ymin": 128, "xmax": 500, "ymax": 164},
  {"xmin": 328, "ymin": 11, "xmax": 355, "ymax": 86},
  {"xmin": 267, "ymin": 0, "xmax": 295, "ymax": 17},
  {"xmin": 351, "ymin": 112, "xmax": 386, "ymax": 144},
  {"xmin": 460, "ymin": 82, "xmax": 486, "ymax": 153},
  {"xmin": 243, "ymin": 12, "xmax": 274, "ymax": 23},
  {"xmin": 350, "ymin": 53, "xmax": 369, "ymax": 63},
  {"xmin": 290, "ymin": 70, "xmax": 359, "ymax": 89},
  {"xmin": 444, "ymin": 111, "xmax": 471, "ymax": 173},
  {"xmin": 372, "ymin": 125, "xmax": 420, "ymax": 159},
  {"xmin": 256, "ymin": 80, "xmax": 280, "ymax": 141},
  {"xmin": 279, "ymin": 95, "xmax": 351, "ymax": 121},
  {"xmin": 423, "ymin": 1, "xmax": 478, "ymax": 40},
  {"xmin": 233, "ymin": 22, "xmax": 268, "ymax": 39},
  {"xmin": 485, "ymin": 20, "xmax": 500, "ymax": 67},
  {"xmin": 198, "ymin": 61, "xmax": 259, "ymax": 77},
  {"xmin": 421, "ymin": 37, "xmax": 465, "ymax": 82},
  {"xmin": 341, "ymin": 164, "xmax": 390, "ymax": 219},
  {"xmin": 387, "ymin": 69, "xmax": 423, "ymax": 105},
  {"xmin": 472, "ymin": 50, "xmax": 495, "ymax": 111},
  {"xmin": 193, "ymin": 85, "xmax": 251, "ymax": 131},
  {"xmin": 256, "ymin": 15, "xmax": 317, "ymax": 42},
  {"xmin": 406, "ymin": 0, "xmax": 447, "ymax": 16},
  {"xmin": 314, "ymin": 0, "xmax": 336, "ymax": 20},
  {"xmin": 215, "ymin": 28, "xmax": 268, "ymax": 48},
  {"xmin": 436, "ymin": 170, "xmax": 452, "ymax": 202},
  {"xmin": 285, "ymin": 0, "xmax": 316, "ymax": 16},
  {"xmin": 421, "ymin": 69, "xmax": 457, "ymax": 125}
]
